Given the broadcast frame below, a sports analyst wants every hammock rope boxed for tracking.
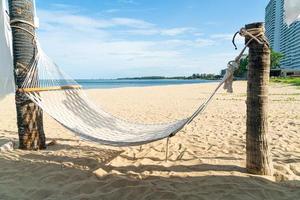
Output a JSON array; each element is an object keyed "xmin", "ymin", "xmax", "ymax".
[{"xmin": 9, "ymin": 16, "xmax": 268, "ymax": 146}]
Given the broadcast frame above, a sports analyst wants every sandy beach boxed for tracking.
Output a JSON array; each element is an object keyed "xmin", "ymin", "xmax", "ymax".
[{"xmin": 0, "ymin": 81, "xmax": 300, "ymax": 200}]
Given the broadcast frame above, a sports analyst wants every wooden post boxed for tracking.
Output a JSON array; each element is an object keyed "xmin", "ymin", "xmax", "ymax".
[
  {"xmin": 9, "ymin": 0, "xmax": 46, "ymax": 150},
  {"xmin": 245, "ymin": 22, "xmax": 273, "ymax": 175}
]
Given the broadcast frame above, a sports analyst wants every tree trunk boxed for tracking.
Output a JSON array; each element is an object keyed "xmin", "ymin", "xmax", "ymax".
[
  {"xmin": 9, "ymin": 0, "xmax": 46, "ymax": 150},
  {"xmin": 245, "ymin": 22, "xmax": 273, "ymax": 175}
]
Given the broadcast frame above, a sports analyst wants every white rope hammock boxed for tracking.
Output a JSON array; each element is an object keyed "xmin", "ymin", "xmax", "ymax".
[
  {"xmin": 20, "ymin": 43, "xmax": 237, "ymax": 146},
  {"xmin": 3, "ymin": 0, "xmax": 264, "ymax": 146}
]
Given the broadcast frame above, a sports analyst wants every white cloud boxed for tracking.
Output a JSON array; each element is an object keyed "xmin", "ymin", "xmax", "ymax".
[
  {"xmin": 160, "ymin": 27, "xmax": 194, "ymax": 36},
  {"xmin": 50, "ymin": 3, "xmax": 80, "ymax": 10},
  {"xmin": 111, "ymin": 18, "xmax": 154, "ymax": 28},
  {"xmin": 104, "ymin": 9, "xmax": 120, "ymax": 13},
  {"xmin": 211, "ymin": 34, "xmax": 233, "ymax": 40},
  {"xmin": 38, "ymin": 10, "xmax": 154, "ymax": 31},
  {"xmin": 211, "ymin": 33, "xmax": 244, "ymax": 45},
  {"xmin": 36, "ymin": 8, "xmax": 235, "ymax": 78},
  {"xmin": 284, "ymin": 0, "xmax": 300, "ymax": 25},
  {"xmin": 195, "ymin": 38, "xmax": 216, "ymax": 47},
  {"xmin": 125, "ymin": 27, "xmax": 196, "ymax": 36},
  {"xmin": 193, "ymin": 32, "xmax": 204, "ymax": 36}
]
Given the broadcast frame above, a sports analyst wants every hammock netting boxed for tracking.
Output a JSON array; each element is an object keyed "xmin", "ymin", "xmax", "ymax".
[
  {"xmin": 21, "ymin": 45, "xmax": 234, "ymax": 146},
  {"xmin": 1, "ymin": 0, "xmax": 248, "ymax": 146}
]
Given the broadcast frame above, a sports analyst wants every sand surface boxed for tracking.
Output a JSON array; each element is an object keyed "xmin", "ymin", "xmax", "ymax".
[{"xmin": 0, "ymin": 81, "xmax": 300, "ymax": 200}]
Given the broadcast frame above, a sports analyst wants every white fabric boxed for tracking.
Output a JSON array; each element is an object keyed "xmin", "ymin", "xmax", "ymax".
[
  {"xmin": 0, "ymin": 0, "xmax": 14, "ymax": 101},
  {"xmin": 33, "ymin": 0, "xmax": 39, "ymax": 28},
  {"xmin": 284, "ymin": 0, "xmax": 300, "ymax": 25}
]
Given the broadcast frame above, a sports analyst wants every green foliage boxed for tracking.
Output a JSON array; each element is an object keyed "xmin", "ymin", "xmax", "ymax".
[
  {"xmin": 271, "ymin": 77, "xmax": 300, "ymax": 86},
  {"xmin": 234, "ymin": 49, "xmax": 284, "ymax": 77},
  {"xmin": 234, "ymin": 55, "xmax": 248, "ymax": 77},
  {"xmin": 270, "ymin": 49, "xmax": 284, "ymax": 69},
  {"xmin": 118, "ymin": 73, "xmax": 221, "ymax": 80},
  {"xmin": 189, "ymin": 73, "xmax": 218, "ymax": 80}
]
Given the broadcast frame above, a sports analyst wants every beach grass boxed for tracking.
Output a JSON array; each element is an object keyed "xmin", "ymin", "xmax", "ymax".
[{"xmin": 271, "ymin": 77, "xmax": 300, "ymax": 87}]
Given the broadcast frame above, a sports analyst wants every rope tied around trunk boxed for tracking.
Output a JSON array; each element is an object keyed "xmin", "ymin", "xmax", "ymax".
[
  {"xmin": 10, "ymin": 19, "xmax": 36, "ymax": 39},
  {"xmin": 9, "ymin": 19, "xmax": 38, "ymax": 86},
  {"xmin": 239, "ymin": 27, "xmax": 270, "ymax": 47},
  {"xmin": 224, "ymin": 27, "xmax": 270, "ymax": 92}
]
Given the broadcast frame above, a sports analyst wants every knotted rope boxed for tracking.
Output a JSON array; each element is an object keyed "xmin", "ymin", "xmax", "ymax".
[{"xmin": 224, "ymin": 27, "xmax": 270, "ymax": 93}]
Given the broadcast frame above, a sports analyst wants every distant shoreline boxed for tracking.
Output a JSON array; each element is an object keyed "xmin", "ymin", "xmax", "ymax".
[
  {"xmin": 75, "ymin": 78, "xmax": 218, "ymax": 89},
  {"xmin": 73, "ymin": 77, "xmax": 221, "ymax": 81},
  {"xmin": 117, "ymin": 75, "xmax": 221, "ymax": 81}
]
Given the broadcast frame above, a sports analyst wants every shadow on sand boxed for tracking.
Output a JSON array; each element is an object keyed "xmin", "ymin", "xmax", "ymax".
[{"xmin": 0, "ymin": 136, "xmax": 299, "ymax": 200}]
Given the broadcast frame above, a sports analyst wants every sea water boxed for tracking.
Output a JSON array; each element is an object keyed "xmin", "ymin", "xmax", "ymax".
[{"xmin": 76, "ymin": 79, "xmax": 217, "ymax": 89}]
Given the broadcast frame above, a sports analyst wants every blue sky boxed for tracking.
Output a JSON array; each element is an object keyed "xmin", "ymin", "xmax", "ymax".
[{"xmin": 36, "ymin": 0, "xmax": 269, "ymax": 79}]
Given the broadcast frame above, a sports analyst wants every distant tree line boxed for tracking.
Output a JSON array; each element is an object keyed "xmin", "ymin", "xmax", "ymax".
[
  {"xmin": 119, "ymin": 50, "xmax": 284, "ymax": 81},
  {"xmin": 186, "ymin": 73, "xmax": 221, "ymax": 80},
  {"xmin": 118, "ymin": 74, "xmax": 222, "ymax": 80}
]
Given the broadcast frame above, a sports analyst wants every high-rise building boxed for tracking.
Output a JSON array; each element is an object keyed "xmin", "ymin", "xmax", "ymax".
[{"xmin": 265, "ymin": 0, "xmax": 300, "ymax": 72}]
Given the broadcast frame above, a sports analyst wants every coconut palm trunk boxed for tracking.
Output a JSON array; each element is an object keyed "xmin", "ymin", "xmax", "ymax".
[
  {"xmin": 245, "ymin": 22, "xmax": 273, "ymax": 175},
  {"xmin": 8, "ymin": 0, "xmax": 46, "ymax": 150}
]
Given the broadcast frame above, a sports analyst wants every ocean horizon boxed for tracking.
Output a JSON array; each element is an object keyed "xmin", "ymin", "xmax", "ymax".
[{"xmin": 75, "ymin": 79, "xmax": 218, "ymax": 89}]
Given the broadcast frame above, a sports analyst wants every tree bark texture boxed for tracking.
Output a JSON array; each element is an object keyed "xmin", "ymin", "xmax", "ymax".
[
  {"xmin": 9, "ymin": 0, "xmax": 46, "ymax": 150},
  {"xmin": 246, "ymin": 22, "xmax": 273, "ymax": 175}
]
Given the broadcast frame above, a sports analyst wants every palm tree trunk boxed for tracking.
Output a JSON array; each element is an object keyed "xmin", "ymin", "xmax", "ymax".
[
  {"xmin": 245, "ymin": 22, "xmax": 273, "ymax": 175},
  {"xmin": 8, "ymin": 0, "xmax": 46, "ymax": 150}
]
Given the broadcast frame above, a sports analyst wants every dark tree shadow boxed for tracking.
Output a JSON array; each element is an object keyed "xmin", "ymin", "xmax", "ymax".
[
  {"xmin": 1, "ymin": 129, "xmax": 300, "ymax": 199},
  {"xmin": 0, "ymin": 155, "xmax": 299, "ymax": 200}
]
